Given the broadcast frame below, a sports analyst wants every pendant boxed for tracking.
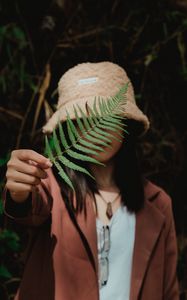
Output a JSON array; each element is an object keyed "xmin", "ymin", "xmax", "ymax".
[{"xmin": 106, "ymin": 202, "xmax": 113, "ymax": 219}]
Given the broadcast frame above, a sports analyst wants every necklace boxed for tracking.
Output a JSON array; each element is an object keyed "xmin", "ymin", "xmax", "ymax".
[{"xmin": 98, "ymin": 191, "xmax": 121, "ymax": 219}]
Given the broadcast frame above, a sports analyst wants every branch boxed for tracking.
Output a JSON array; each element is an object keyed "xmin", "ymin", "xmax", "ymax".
[
  {"xmin": 31, "ymin": 64, "xmax": 51, "ymax": 139},
  {"xmin": 0, "ymin": 107, "xmax": 23, "ymax": 120}
]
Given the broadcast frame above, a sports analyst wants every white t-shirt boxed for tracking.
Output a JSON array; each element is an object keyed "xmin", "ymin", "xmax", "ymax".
[{"xmin": 96, "ymin": 203, "xmax": 136, "ymax": 300}]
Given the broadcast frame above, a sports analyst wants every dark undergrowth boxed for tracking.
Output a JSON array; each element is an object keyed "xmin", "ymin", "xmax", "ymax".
[{"xmin": 0, "ymin": 0, "xmax": 187, "ymax": 298}]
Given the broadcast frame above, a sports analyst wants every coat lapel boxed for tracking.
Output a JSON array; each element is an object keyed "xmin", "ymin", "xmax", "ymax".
[
  {"xmin": 75, "ymin": 193, "xmax": 99, "ymax": 276},
  {"xmin": 129, "ymin": 188, "xmax": 165, "ymax": 300},
  {"xmin": 76, "ymin": 184, "xmax": 166, "ymax": 300}
]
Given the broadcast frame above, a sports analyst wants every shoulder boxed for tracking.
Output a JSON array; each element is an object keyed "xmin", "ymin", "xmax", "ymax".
[{"xmin": 144, "ymin": 179, "xmax": 173, "ymax": 218}]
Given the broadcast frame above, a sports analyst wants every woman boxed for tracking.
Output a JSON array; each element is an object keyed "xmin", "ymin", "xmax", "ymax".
[{"xmin": 3, "ymin": 62, "xmax": 179, "ymax": 300}]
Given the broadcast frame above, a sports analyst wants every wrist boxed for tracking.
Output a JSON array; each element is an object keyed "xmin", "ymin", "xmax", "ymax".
[{"xmin": 9, "ymin": 191, "xmax": 30, "ymax": 203}]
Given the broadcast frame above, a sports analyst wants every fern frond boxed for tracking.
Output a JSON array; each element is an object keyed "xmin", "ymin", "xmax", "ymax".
[
  {"xmin": 44, "ymin": 83, "xmax": 129, "ymax": 190},
  {"xmin": 66, "ymin": 149, "xmax": 104, "ymax": 164},
  {"xmin": 76, "ymin": 104, "xmax": 113, "ymax": 149},
  {"xmin": 54, "ymin": 160, "xmax": 75, "ymax": 191},
  {"xmin": 78, "ymin": 138, "xmax": 104, "ymax": 152},
  {"xmin": 58, "ymin": 122, "xmax": 69, "ymax": 149},
  {"xmin": 86, "ymin": 101, "xmax": 124, "ymax": 142},
  {"xmin": 58, "ymin": 155, "xmax": 95, "ymax": 179},
  {"xmin": 45, "ymin": 136, "xmax": 55, "ymax": 162},
  {"xmin": 53, "ymin": 130, "xmax": 62, "ymax": 157},
  {"xmin": 86, "ymin": 102, "xmax": 122, "ymax": 131}
]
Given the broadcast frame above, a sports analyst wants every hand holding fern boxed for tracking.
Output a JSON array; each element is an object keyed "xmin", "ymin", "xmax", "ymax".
[{"xmin": 5, "ymin": 149, "xmax": 52, "ymax": 203}]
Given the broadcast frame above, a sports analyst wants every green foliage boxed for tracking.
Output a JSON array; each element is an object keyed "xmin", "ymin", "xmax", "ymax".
[
  {"xmin": 45, "ymin": 84, "xmax": 128, "ymax": 190},
  {"xmin": 0, "ymin": 23, "xmax": 36, "ymax": 94},
  {"xmin": 0, "ymin": 198, "xmax": 20, "ymax": 282},
  {"xmin": 0, "ymin": 264, "xmax": 12, "ymax": 279},
  {"xmin": 0, "ymin": 1, "xmax": 187, "ymax": 297},
  {"xmin": 0, "ymin": 229, "xmax": 20, "ymax": 256},
  {"xmin": 0, "ymin": 24, "xmax": 27, "ymax": 49},
  {"xmin": 0, "ymin": 198, "xmax": 3, "ymax": 215},
  {"xmin": 0, "ymin": 154, "xmax": 10, "ymax": 168},
  {"xmin": 0, "ymin": 182, "xmax": 5, "ymax": 216}
]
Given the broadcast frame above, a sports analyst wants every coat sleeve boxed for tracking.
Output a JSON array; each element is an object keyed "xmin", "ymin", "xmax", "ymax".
[
  {"xmin": 163, "ymin": 195, "xmax": 180, "ymax": 300},
  {"xmin": 2, "ymin": 169, "xmax": 53, "ymax": 227}
]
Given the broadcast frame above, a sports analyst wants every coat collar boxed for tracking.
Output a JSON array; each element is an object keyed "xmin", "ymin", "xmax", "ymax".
[
  {"xmin": 77, "ymin": 182, "xmax": 166, "ymax": 299},
  {"xmin": 129, "ymin": 190, "xmax": 165, "ymax": 300}
]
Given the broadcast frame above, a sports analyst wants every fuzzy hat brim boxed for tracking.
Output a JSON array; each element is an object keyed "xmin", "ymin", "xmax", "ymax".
[{"xmin": 42, "ymin": 95, "xmax": 150, "ymax": 136}]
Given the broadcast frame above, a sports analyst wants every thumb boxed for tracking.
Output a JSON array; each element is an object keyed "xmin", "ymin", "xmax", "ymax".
[{"xmin": 28, "ymin": 159, "xmax": 53, "ymax": 169}]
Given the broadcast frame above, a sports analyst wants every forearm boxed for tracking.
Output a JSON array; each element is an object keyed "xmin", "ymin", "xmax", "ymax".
[
  {"xmin": 9, "ymin": 190, "xmax": 30, "ymax": 203},
  {"xmin": 5, "ymin": 189, "xmax": 32, "ymax": 218},
  {"xmin": 3, "ymin": 181, "xmax": 52, "ymax": 226}
]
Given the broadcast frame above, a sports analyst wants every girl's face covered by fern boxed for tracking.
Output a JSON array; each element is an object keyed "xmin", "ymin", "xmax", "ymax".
[
  {"xmin": 94, "ymin": 129, "xmax": 124, "ymax": 163},
  {"xmin": 74, "ymin": 121, "xmax": 124, "ymax": 163}
]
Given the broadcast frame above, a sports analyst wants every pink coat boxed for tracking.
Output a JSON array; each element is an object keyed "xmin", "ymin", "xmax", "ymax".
[{"xmin": 3, "ymin": 168, "xmax": 179, "ymax": 300}]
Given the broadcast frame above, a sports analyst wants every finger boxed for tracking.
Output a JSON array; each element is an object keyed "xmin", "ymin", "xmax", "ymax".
[
  {"xmin": 27, "ymin": 159, "xmax": 51, "ymax": 171},
  {"xmin": 12, "ymin": 150, "xmax": 52, "ymax": 169},
  {"xmin": 8, "ymin": 170, "xmax": 41, "ymax": 186},
  {"xmin": 7, "ymin": 159, "xmax": 48, "ymax": 179},
  {"xmin": 6, "ymin": 181, "xmax": 34, "ymax": 193}
]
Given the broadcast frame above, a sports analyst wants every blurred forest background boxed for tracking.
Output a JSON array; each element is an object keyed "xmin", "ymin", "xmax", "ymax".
[{"xmin": 0, "ymin": 0, "xmax": 187, "ymax": 299}]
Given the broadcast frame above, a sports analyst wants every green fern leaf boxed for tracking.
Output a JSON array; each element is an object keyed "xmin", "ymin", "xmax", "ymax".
[
  {"xmin": 98, "ymin": 118, "xmax": 123, "ymax": 132},
  {"xmin": 65, "ymin": 148, "xmax": 104, "ymax": 166},
  {"xmin": 77, "ymin": 105, "xmax": 91, "ymax": 131},
  {"xmin": 86, "ymin": 103, "xmax": 124, "ymax": 140},
  {"xmin": 73, "ymin": 105, "xmax": 85, "ymax": 132},
  {"xmin": 45, "ymin": 135, "xmax": 55, "ymax": 162},
  {"xmin": 102, "ymin": 116, "xmax": 129, "ymax": 135},
  {"xmin": 66, "ymin": 116, "xmax": 76, "ymax": 144},
  {"xmin": 72, "ymin": 143, "xmax": 101, "ymax": 155},
  {"xmin": 102, "ymin": 98, "xmax": 110, "ymax": 114},
  {"xmin": 72, "ymin": 106, "xmax": 105, "ymax": 151},
  {"xmin": 83, "ymin": 131, "xmax": 111, "ymax": 148},
  {"xmin": 76, "ymin": 104, "xmax": 112, "ymax": 148},
  {"xmin": 53, "ymin": 129, "xmax": 62, "ymax": 157},
  {"xmin": 78, "ymin": 138, "xmax": 104, "ymax": 152},
  {"xmin": 54, "ymin": 160, "xmax": 75, "ymax": 191},
  {"xmin": 94, "ymin": 126, "xmax": 116, "ymax": 139},
  {"xmin": 93, "ymin": 96, "xmax": 100, "ymax": 118},
  {"xmin": 58, "ymin": 155, "xmax": 95, "ymax": 179},
  {"xmin": 69, "ymin": 107, "xmax": 105, "ymax": 151},
  {"xmin": 58, "ymin": 122, "xmax": 69, "ymax": 149},
  {"xmin": 98, "ymin": 97, "xmax": 105, "ymax": 116},
  {"xmin": 89, "ymin": 129, "xmax": 112, "ymax": 144},
  {"xmin": 103, "ymin": 114, "xmax": 125, "ymax": 126},
  {"xmin": 66, "ymin": 110, "xmax": 80, "ymax": 139},
  {"xmin": 83, "ymin": 104, "xmax": 113, "ymax": 143}
]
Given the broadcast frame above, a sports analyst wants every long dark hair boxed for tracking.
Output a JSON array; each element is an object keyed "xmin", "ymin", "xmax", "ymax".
[
  {"xmin": 51, "ymin": 118, "xmax": 146, "ymax": 271},
  {"xmin": 52, "ymin": 118, "xmax": 145, "ymax": 216}
]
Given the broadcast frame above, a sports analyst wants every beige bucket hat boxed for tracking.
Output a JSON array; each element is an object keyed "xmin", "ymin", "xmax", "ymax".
[{"xmin": 42, "ymin": 61, "xmax": 150, "ymax": 135}]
